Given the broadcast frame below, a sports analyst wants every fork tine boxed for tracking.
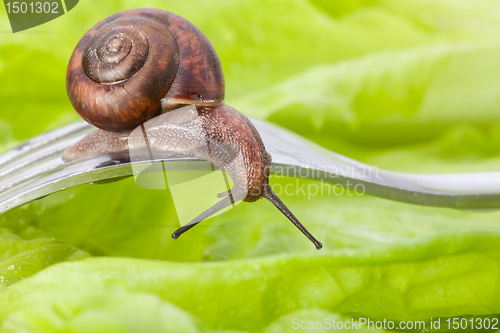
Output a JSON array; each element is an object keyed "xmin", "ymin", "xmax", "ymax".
[
  {"xmin": 0, "ymin": 155, "xmax": 128, "ymax": 214},
  {"xmin": 0, "ymin": 146, "xmax": 67, "ymax": 186},
  {"xmin": 0, "ymin": 121, "xmax": 203, "ymax": 215},
  {"xmin": 0, "ymin": 122, "xmax": 91, "ymax": 170},
  {"xmin": 0, "ymin": 123, "xmax": 93, "ymax": 189},
  {"xmin": 0, "ymin": 154, "xmax": 200, "ymax": 215}
]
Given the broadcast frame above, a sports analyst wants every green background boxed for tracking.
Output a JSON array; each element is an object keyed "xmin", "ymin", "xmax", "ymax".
[{"xmin": 1, "ymin": 0, "xmax": 500, "ymax": 331}]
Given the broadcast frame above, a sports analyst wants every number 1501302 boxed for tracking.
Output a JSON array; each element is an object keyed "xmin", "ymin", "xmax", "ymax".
[{"xmin": 5, "ymin": 2, "xmax": 59, "ymax": 14}]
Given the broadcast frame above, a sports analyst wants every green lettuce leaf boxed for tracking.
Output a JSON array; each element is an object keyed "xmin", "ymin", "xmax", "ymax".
[
  {"xmin": 236, "ymin": 39, "xmax": 500, "ymax": 146},
  {"xmin": 0, "ymin": 206, "xmax": 88, "ymax": 294},
  {"xmin": 1, "ymin": 243, "xmax": 500, "ymax": 332}
]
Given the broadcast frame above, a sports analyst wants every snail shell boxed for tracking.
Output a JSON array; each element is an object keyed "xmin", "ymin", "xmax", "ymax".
[{"xmin": 66, "ymin": 8, "xmax": 224, "ymax": 132}]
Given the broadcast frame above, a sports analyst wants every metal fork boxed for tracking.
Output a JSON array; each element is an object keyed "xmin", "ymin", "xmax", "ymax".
[{"xmin": 1, "ymin": 117, "xmax": 500, "ymax": 215}]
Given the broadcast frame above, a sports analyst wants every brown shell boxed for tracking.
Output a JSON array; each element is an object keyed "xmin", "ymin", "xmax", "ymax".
[{"xmin": 67, "ymin": 8, "xmax": 225, "ymax": 132}]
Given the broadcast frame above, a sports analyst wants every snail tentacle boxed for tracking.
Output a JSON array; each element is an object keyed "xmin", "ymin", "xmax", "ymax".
[
  {"xmin": 264, "ymin": 184, "xmax": 323, "ymax": 250},
  {"xmin": 171, "ymin": 187, "xmax": 247, "ymax": 239}
]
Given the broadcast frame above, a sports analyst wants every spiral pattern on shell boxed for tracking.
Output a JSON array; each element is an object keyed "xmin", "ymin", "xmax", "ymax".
[
  {"xmin": 83, "ymin": 26, "xmax": 151, "ymax": 84},
  {"xmin": 67, "ymin": 9, "xmax": 225, "ymax": 132}
]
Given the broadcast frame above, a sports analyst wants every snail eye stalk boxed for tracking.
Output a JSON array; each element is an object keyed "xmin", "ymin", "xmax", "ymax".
[{"xmin": 264, "ymin": 185, "xmax": 323, "ymax": 250}]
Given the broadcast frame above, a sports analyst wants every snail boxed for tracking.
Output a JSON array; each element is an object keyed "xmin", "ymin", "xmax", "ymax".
[{"xmin": 63, "ymin": 8, "xmax": 322, "ymax": 250}]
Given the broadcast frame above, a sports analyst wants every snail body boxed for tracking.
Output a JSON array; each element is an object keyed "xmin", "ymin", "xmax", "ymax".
[{"xmin": 64, "ymin": 8, "xmax": 322, "ymax": 249}]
